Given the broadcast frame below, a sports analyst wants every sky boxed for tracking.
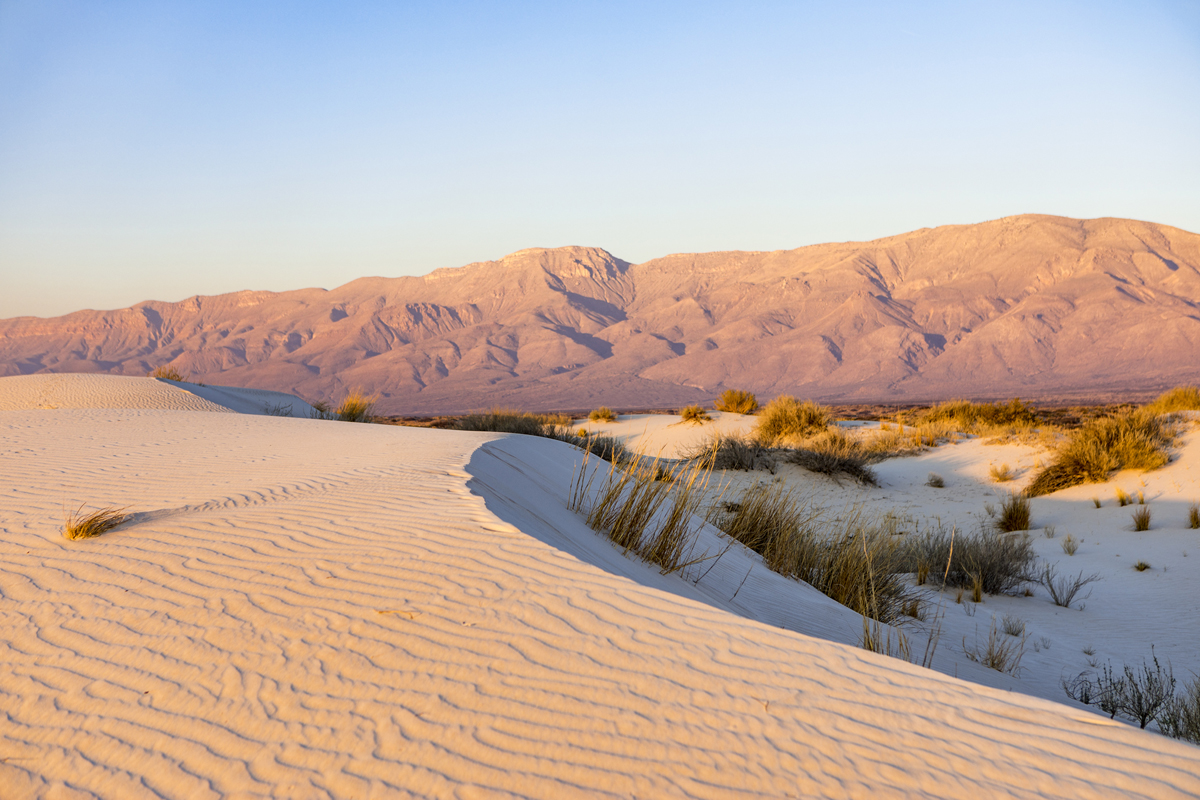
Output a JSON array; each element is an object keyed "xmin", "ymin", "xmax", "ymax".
[{"xmin": 1, "ymin": 1, "xmax": 1198, "ymax": 319}]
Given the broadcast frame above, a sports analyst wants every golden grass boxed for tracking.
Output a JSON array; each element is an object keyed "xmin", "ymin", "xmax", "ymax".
[
  {"xmin": 1132, "ymin": 506, "xmax": 1152, "ymax": 531},
  {"xmin": 1190, "ymin": 503, "xmax": 1200, "ymax": 529},
  {"xmin": 989, "ymin": 463, "xmax": 1015, "ymax": 483},
  {"xmin": 713, "ymin": 389, "xmax": 759, "ymax": 415},
  {"xmin": 908, "ymin": 398, "xmax": 1037, "ymax": 429},
  {"xmin": 335, "ymin": 391, "xmax": 377, "ymax": 422},
  {"xmin": 754, "ymin": 396, "xmax": 830, "ymax": 445},
  {"xmin": 63, "ymin": 505, "xmax": 129, "ymax": 540},
  {"xmin": 588, "ymin": 407, "xmax": 617, "ymax": 423},
  {"xmin": 680, "ymin": 404, "xmax": 712, "ymax": 424},
  {"xmin": 996, "ymin": 493, "xmax": 1031, "ymax": 532},
  {"xmin": 1026, "ymin": 410, "xmax": 1177, "ymax": 497},
  {"xmin": 148, "ymin": 365, "xmax": 186, "ymax": 381},
  {"xmin": 1144, "ymin": 386, "xmax": 1200, "ymax": 415}
]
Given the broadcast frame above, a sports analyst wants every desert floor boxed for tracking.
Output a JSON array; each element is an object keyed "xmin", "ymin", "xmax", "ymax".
[{"xmin": 2, "ymin": 374, "xmax": 1198, "ymax": 799}]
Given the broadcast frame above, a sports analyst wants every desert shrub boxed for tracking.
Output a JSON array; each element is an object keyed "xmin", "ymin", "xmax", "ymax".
[
  {"xmin": 335, "ymin": 391, "xmax": 376, "ymax": 422},
  {"xmin": 989, "ymin": 463, "xmax": 1015, "ymax": 483},
  {"xmin": 683, "ymin": 432, "xmax": 777, "ymax": 472},
  {"xmin": 912, "ymin": 398, "xmax": 1037, "ymax": 429},
  {"xmin": 1061, "ymin": 534, "xmax": 1078, "ymax": 555},
  {"xmin": 858, "ymin": 426, "xmax": 926, "ymax": 459},
  {"xmin": 996, "ymin": 493, "xmax": 1031, "ymax": 532},
  {"xmin": 1026, "ymin": 410, "xmax": 1177, "ymax": 496},
  {"xmin": 1001, "ymin": 614, "xmax": 1025, "ymax": 637},
  {"xmin": 1144, "ymin": 386, "xmax": 1200, "ymax": 415},
  {"xmin": 680, "ymin": 404, "xmax": 712, "ymax": 424},
  {"xmin": 1039, "ymin": 563, "xmax": 1100, "ymax": 608},
  {"xmin": 1043, "ymin": 524, "xmax": 1056, "ymax": 539},
  {"xmin": 457, "ymin": 408, "xmax": 557, "ymax": 435},
  {"xmin": 963, "ymin": 616, "xmax": 1026, "ymax": 675},
  {"xmin": 710, "ymin": 488, "xmax": 909, "ymax": 623},
  {"xmin": 785, "ymin": 431, "xmax": 878, "ymax": 485},
  {"xmin": 589, "ymin": 407, "xmax": 617, "ymax": 423},
  {"xmin": 902, "ymin": 526, "xmax": 1036, "ymax": 596},
  {"xmin": 148, "ymin": 365, "xmax": 186, "ymax": 381},
  {"xmin": 1189, "ymin": 503, "xmax": 1200, "ymax": 529},
  {"xmin": 1132, "ymin": 506, "xmax": 1152, "ymax": 531},
  {"xmin": 754, "ymin": 396, "xmax": 831, "ymax": 444},
  {"xmin": 63, "ymin": 505, "xmax": 129, "ymax": 540},
  {"xmin": 926, "ymin": 472, "xmax": 944, "ymax": 488},
  {"xmin": 1160, "ymin": 676, "xmax": 1200, "ymax": 743},
  {"xmin": 1066, "ymin": 653, "xmax": 1176, "ymax": 730},
  {"xmin": 714, "ymin": 389, "xmax": 759, "ymax": 415}
]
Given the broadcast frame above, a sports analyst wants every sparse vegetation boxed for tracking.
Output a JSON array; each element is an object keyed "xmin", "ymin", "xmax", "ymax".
[
  {"xmin": 684, "ymin": 431, "xmax": 877, "ymax": 485},
  {"xmin": 589, "ymin": 407, "xmax": 617, "ymax": 423},
  {"xmin": 709, "ymin": 486, "xmax": 910, "ymax": 623},
  {"xmin": 1065, "ymin": 652, "xmax": 1176, "ymax": 729},
  {"xmin": 335, "ymin": 391, "xmax": 377, "ymax": 422},
  {"xmin": 714, "ymin": 389, "xmax": 759, "ymax": 415},
  {"xmin": 996, "ymin": 493, "xmax": 1031, "ymax": 532},
  {"xmin": 1189, "ymin": 503, "xmax": 1200, "ymax": 529},
  {"xmin": 148, "ymin": 365, "xmax": 186, "ymax": 381},
  {"xmin": 926, "ymin": 472, "xmax": 944, "ymax": 488},
  {"xmin": 901, "ymin": 525, "xmax": 1036, "ymax": 596},
  {"xmin": 963, "ymin": 615, "xmax": 1026, "ymax": 675},
  {"xmin": 1144, "ymin": 385, "xmax": 1200, "ymax": 415},
  {"xmin": 989, "ymin": 463, "xmax": 1016, "ymax": 483},
  {"xmin": 1039, "ymin": 563, "xmax": 1100, "ymax": 608},
  {"xmin": 1160, "ymin": 676, "xmax": 1200, "ymax": 743},
  {"xmin": 1092, "ymin": 497, "xmax": 1102, "ymax": 509},
  {"xmin": 457, "ymin": 408, "xmax": 627, "ymax": 463},
  {"xmin": 1001, "ymin": 614, "xmax": 1025, "ymax": 637},
  {"xmin": 1134, "ymin": 561, "xmax": 1151, "ymax": 572},
  {"xmin": 680, "ymin": 404, "xmax": 712, "ymax": 424},
  {"xmin": 1132, "ymin": 506, "xmax": 1152, "ymax": 531},
  {"xmin": 1116, "ymin": 488, "xmax": 1132, "ymax": 506},
  {"xmin": 1061, "ymin": 534, "xmax": 1079, "ymax": 555},
  {"xmin": 1043, "ymin": 524, "xmax": 1056, "ymax": 539},
  {"xmin": 754, "ymin": 396, "xmax": 830, "ymax": 444},
  {"xmin": 63, "ymin": 505, "xmax": 129, "ymax": 540},
  {"xmin": 1026, "ymin": 410, "xmax": 1177, "ymax": 497}
]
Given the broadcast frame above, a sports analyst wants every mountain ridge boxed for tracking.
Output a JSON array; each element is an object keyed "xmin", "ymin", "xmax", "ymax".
[{"xmin": 4, "ymin": 214, "xmax": 1199, "ymax": 413}]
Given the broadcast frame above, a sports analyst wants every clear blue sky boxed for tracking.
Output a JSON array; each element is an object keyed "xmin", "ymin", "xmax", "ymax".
[{"xmin": 2, "ymin": 0, "xmax": 1198, "ymax": 318}]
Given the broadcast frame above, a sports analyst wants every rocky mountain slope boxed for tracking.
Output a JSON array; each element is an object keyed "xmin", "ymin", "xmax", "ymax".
[{"xmin": 4, "ymin": 214, "xmax": 1199, "ymax": 413}]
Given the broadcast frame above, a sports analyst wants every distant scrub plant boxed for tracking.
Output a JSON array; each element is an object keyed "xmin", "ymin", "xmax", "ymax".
[
  {"xmin": 335, "ymin": 391, "xmax": 377, "ymax": 423},
  {"xmin": 588, "ymin": 407, "xmax": 617, "ymax": 423},
  {"xmin": 754, "ymin": 396, "xmax": 831, "ymax": 445},
  {"xmin": 1026, "ymin": 410, "xmax": 1177, "ymax": 497},
  {"xmin": 1189, "ymin": 503, "xmax": 1200, "ymax": 529},
  {"xmin": 989, "ymin": 463, "xmax": 1015, "ymax": 483},
  {"xmin": 996, "ymin": 493, "xmax": 1032, "ymax": 533},
  {"xmin": 680, "ymin": 404, "xmax": 712, "ymax": 424},
  {"xmin": 910, "ymin": 398, "xmax": 1037, "ymax": 429},
  {"xmin": 457, "ymin": 408, "xmax": 627, "ymax": 463},
  {"xmin": 714, "ymin": 389, "xmax": 759, "ymax": 415},
  {"xmin": 1144, "ymin": 386, "xmax": 1200, "ymax": 415},
  {"xmin": 148, "ymin": 365, "xmax": 186, "ymax": 382}
]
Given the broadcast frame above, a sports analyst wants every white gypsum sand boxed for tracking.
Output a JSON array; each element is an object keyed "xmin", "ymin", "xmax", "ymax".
[{"xmin": 1, "ymin": 376, "xmax": 1198, "ymax": 798}]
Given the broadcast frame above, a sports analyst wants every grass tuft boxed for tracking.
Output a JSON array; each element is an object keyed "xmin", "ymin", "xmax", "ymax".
[
  {"xmin": 996, "ymin": 493, "xmax": 1031, "ymax": 532},
  {"xmin": 335, "ymin": 391, "xmax": 377, "ymax": 422},
  {"xmin": 1061, "ymin": 534, "xmax": 1079, "ymax": 556},
  {"xmin": 902, "ymin": 525, "xmax": 1036, "ymax": 596},
  {"xmin": 1189, "ymin": 503, "xmax": 1200, "ymax": 529},
  {"xmin": 714, "ymin": 389, "xmax": 759, "ymax": 415},
  {"xmin": 963, "ymin": 615, "xmax": 1026, "ymax": 675},
  {"xmin": 1026, "ymin": 410, "xmax": 1177, "ymax": 497},
  {"xmin": 588, "ymin": 407, "xmax": 617, "ymax": 423},
  {"xmin": 1132, "ymin": 506, "xmax": 1152, "ymax": 531},
  {"xmin": 989, "ymin": 463, "xmax": 1015, "ymax": 483},
  {"xmin": 1134, "ymin": 560, "xmax": 1151, "ymax": 572},
  {"xmin": 1116, "ymin": 488, "xmax": 1132, "ymax": 506},
  {"xmin": 1144, "ymin": 385, "xmax": 1200, "ymax": 415},
  {"xmin": 909, "ymin": 398, "xmax": 1037, "ymax": 429},
  {"xmin": 926, "ymin": 472, "xmax": 945, "ymax": 488},
  {"xmin": 1092, "ymin": 497, "xmax": 1102, "ymax": 509},
  {"xmin": 754, "ymin": 396, "xmax": 830, "ymax": 444},
  {"xmin": 148, "ymin": 365, "xmax": 186, "ymax": 381},
  {"xmin": 680, "ymin": 404, "xmax": 712, "ymax": 424},
  {"xmin": 63, "ymin": 505, "xmax": 129, "ymax": 540},
  {"xmin": 1040, "ymin": 563, "xmax": 1099, "ymax": 608}
]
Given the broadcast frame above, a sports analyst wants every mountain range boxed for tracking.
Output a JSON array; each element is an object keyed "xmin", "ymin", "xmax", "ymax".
[{"xmin": 3, "ymin": 214, "xmax": 1199, "ymax": 414}]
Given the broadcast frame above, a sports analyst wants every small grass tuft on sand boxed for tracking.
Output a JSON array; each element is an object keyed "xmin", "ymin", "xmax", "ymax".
[
  {"xmin": 996, "ymin": 493, "xmax": 1031, "ymax": 532},
  {"xmin": 64, "ymin": 505, "xmax": 129, "ymax": 540},
  {"xmin": 754, "ymin": 396, "xmax": 830, "ymax": 444},
  {"xmin": 1061, "ymin": 534, "xmax": 1079, "ymax": 556},
  {"xmin": 148, "ymin": 365, "xmax": 186, "ymax": 381},
  {"xmin": 1134, "ymin": 560, "xmax": 1151, "ymax": 572},
  {"xmin": 1132, "ymin": 506, "xmax": 1152, "ymax": 531},
  {"xmin": 680, "ymin": 404, "xmax": 712, "ymax": 424},
  {"xmin": 1189, "ymin": 503, "xmax": 1200, "ymax": 529},
  {"xmin": 335, "ymin": 391, "xmax": 377, "ymax": 422},
  {"xmin": 989, "ymin": 463, "xmax": 1015, "ymax": 483},
  {"xmin": 714, "ymin": 389, "xmax": 759, "ymax": 415},
  {"xmin": 926, "ymin": 472, "xmax": 945, "ymax": 488}
]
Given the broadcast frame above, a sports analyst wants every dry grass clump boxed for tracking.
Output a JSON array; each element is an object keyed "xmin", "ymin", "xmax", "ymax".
[
  {"xmin": 926, "ymin": 472, "xmax": 944, "ymax": 488},
  {"xmin": 989, "ymin": 463, "xmax": 1015, "ymax": 483},
  {"xmin": 680, "ymin": 404, "xmax": 712, "ymax": 424},
  {"xmin": 714, "ymin": 389, "xmax": 759, "ymax": 415},
  {"xmin": 1116, "ymin": 487, "xmax": 1132, "ymax": 506},
  {"xmin": 458, "ymin": 408, "xmax": 627, "ymax": 462},
  {"xmin": 1144, "ymin": 386, "xmax": 1200, "ymax": 415},
  {"xmin": 710, "ymin": 487, "xmax": 909, "ymax": 623},
  {"xmin": 1026, "ymin": 410, "xmax": 1177, "ymax": 497},
  {"xmin": 148, "ymin": 365, "xmax": 186, "ymax": 381},
  {"xmin": 1061, "ymin": 533, "xmax": 1079, "ymax": 555},
  {"xmin": 963, "ymin": 616, "xmax": 1026, "ymax": 675},
  {"xmin": 570, "ymin": 452, "xmax": 712, "ymax": 575},
  {"xmin": 1132, "ymin": 506, "xmax": 1152, "ymax": 531},
  {"xmin": 685, "ymin": 432, "xmax": 777, "ymax": 472},
  {"xmin": 1134, "ymin": 560, "xmax": 1151, "ymax": 572},
  {"xmin": 63, "ymin": 505, "xmax": 129, "ymax": 540},
  {"xmin": 902, "ymin": 526, "xmax": 1036, "ymax": 596},
  {"xmin": 335, "ymin": 391, "xmax": 377, "ymax": 422},
  {"xmin": 995, "ymin": 493, "xmax": 1031, "ymax": 532},
  {"xmin": 910, "ymin": 398, "xmax": 1037, "ymax": 429},
  {"xmin": 1161, "ymin": 676, "xmax": 1200, "ymax": 743},
  {"xmin": 588, "ymin": 407, "xmax": 617, "ymax": 423},
  {"xmin": 754, "ymin": 396, "xmax": 831, "ymax": 444},
  {"xmin": 1065, "ymin": 653, "xmax": 1177, "ymax": 730},
  {"xmin": 684, "ymin": 431, "xmax": 877, "ymax": 485},
  {"xmin": 1039, "ymin": 563, "xmax": 1099, "ymax": 608},
  {"xmin": 1188, "ymin": 503, "xmax": 1200, "ymax": 529}
]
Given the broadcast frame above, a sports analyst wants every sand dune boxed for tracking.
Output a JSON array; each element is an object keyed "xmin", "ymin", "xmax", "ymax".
[{"xmin": 2, "ymin": 376, "xmax": 1199, "ymax": 798}]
